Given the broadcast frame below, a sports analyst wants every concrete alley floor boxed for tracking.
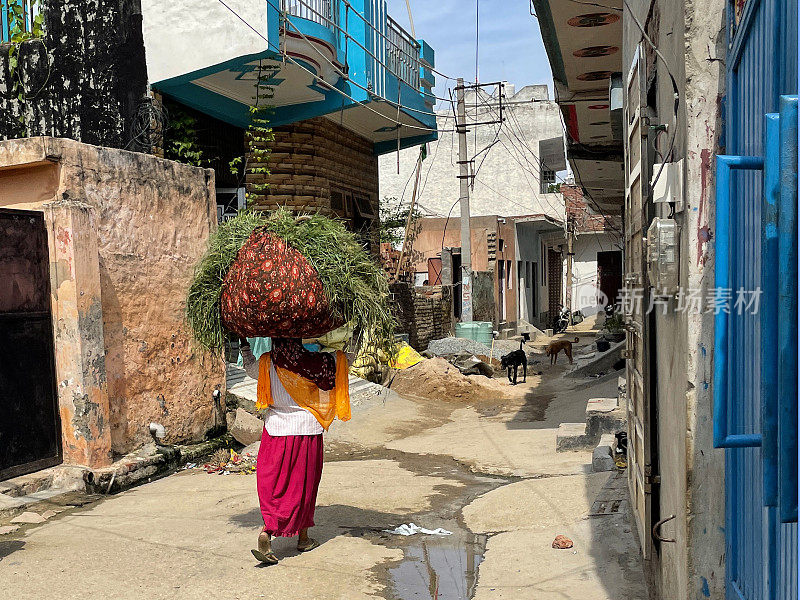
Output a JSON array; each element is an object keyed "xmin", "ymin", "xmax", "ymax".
[{"xmin": 0, "ymin": 358, "xmax": 647, "ymax": 600}]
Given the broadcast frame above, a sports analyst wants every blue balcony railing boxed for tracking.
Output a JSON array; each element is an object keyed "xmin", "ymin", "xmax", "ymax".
[
  {"xmin": 385, "ymin": 14, "xmax": 420, "ymax": 89},
  {"xmin": 1, "ymin": 0, "xmax": 37, "ymax": 43},
  {"xmin": 281, "ymin": 0, "xmax": 337, "ymax": 30},
  {"xmin": 280, "ymin": 0, "xmax": 421, "ymax": 91}
]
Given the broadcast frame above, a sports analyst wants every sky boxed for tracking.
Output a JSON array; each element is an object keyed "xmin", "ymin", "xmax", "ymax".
[{"xmin": 384, "ymin": 0, "xmax": 554, "ymax": 100}]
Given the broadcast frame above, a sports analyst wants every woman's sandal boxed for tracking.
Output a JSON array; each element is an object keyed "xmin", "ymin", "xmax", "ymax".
[
  {"xmin": 297, "ymin": 538, "xmax": 320, "ymax": 552},
  {"xmin": 252, "ymin": 532, "xmax": 279, "ymax": 565}
]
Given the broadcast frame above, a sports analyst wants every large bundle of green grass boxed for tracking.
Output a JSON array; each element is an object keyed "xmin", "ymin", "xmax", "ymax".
[{"xmin": 186, "ymin": 208, "xmax": 395, "ymax": 357}]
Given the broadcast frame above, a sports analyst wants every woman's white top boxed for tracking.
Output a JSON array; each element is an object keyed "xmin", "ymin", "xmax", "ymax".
[{"xmin": 240, "ymin": 347, "xmax": 324, "ymax": 436}]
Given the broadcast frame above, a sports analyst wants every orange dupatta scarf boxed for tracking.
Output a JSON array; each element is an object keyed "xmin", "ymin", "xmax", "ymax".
[{"xmin": 255, "ymin": 351, "xmax": 351, "ymax": 430}]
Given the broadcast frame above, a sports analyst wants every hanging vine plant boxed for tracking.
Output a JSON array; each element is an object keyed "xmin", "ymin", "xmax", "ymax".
[
  {"xmin": 5, "ymin": 0, "xmax": 46, "ymax": 132},
  {"xmin": 230, "ymin": 60, "xmax": 277, "ymax": 207}
]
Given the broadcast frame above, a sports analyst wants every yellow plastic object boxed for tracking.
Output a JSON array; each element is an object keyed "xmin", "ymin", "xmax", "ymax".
[{"xmin": 389, "ymin": 343, "xmax": 423, "ymax": 370}]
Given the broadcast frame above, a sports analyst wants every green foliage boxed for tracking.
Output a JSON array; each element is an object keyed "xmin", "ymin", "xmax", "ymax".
[
  {"xmin": 186, "ymin": 208, "xmax": 395, "ymax": 359},
  {"xmin": 165, "ymin": 108, "xmax": 205, "ymax": 167},
  {"xmin": 229, "ymin": 63, "xmax": 276, "ymax": 202},
  {"xmin": 379, "ymin": 199, "xmax": 422, "ymax": 246},
  {"xmin": 603, "ymin": 312, "xmax": 624, "ymax": 334},
  {"xmin": 7, "ymin": 0, "xmax": 45, "ymax": 131}
]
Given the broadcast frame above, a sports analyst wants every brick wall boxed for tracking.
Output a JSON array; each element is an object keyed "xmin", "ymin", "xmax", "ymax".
[
  {"xmin": 247, "ymin": 117, "xmax": 379, "ymax": 248},
  {"xmin": 390, "ymin": 283, "xmax": 452, "ymax": 351},
  {"xmin": 561, "ymin": 183, "xmax": 621, "ymax": 233}
]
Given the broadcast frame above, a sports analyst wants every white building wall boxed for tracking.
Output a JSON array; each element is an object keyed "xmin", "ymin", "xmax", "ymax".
[
  {"xmin": 565, "ymin": 232, "xmax": 617, "ymax": 317},
  {"xmin": 140, "ymin": 0, "xmax": 271, "ymax": 84},
  {"xmin": 379, "ymin": 84, "xmax": 566, "ymax": 221}
]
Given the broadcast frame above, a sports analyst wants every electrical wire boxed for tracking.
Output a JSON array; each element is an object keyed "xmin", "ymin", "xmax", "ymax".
[
  {"xmin": 277, "ymin": 4, "xmax": 446, "ymax": 125},
  {"xmin": 454, "ymin": 87, "xmax": 618, "ymax": 236},
  {"xmin": 277, "ymin": 0, "xmax": 474, "ymax": 104},
  {"xmin": 620, "ymin": 0, "xmax": 680, "ymax": 189}
]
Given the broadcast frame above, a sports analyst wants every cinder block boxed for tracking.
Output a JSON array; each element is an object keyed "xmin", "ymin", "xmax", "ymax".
[{"xmin": 592, "ymin": 434, "xmax": 617, "ymax": 472}]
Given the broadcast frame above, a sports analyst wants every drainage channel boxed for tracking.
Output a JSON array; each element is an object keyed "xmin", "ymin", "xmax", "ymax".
[
  {"xmin": 387, "ymin": 530, "xmax": 488, "ymax": 600},
  {"xmin": 324, "ymin": 448, "xmax": 512, "ymax": 600}
]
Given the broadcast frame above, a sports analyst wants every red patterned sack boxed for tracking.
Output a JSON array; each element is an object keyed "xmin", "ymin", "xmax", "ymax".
[{"xmin": 220, "ymin": 229, "xmax": 342, "ymax": 339}]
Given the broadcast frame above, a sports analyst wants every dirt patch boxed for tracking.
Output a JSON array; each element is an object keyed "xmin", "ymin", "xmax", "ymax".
[{"xmin": 389, "ymin": 358, "xmax": 525, "ymax": 404}]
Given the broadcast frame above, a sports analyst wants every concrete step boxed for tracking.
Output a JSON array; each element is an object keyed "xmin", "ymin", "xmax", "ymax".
[
  {"xmin": 556, "ymin": 422, "xmax": 594, "ymax": 451},
  {"xmin": 586, "ymin": 397, "xmax": 627, "ymax": 439}
]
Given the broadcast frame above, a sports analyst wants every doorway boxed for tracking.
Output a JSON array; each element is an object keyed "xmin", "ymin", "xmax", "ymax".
[
  {"xmin": 0, "ymin": 209, "xmax": 62, "ymax": 481},
  {"xmin": 597, "ymin": 250, "xmax": 623, "ymax": 307}
]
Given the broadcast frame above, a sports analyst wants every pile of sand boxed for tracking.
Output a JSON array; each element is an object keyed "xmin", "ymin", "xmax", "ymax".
[{"xmin": 390, "ymin": 358, "xmax": 521, "ymax": 404}]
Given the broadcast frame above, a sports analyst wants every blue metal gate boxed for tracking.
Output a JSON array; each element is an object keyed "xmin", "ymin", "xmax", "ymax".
[{"xmin": 714, "ymin": 0, "xmax": 798, "ymax": 598}]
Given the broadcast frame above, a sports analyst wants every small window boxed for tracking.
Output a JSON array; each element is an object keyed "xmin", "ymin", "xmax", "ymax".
[
  {"xmin": 498, "ymin": 238, "xmax": 505, "ymax": 252},
  {"xmin": 353, "ymin": 194, "xmax": 375, "ymax": 218},
  {"xmin": 331, "ymin": 190, "xmax": 345, "ymax": 212},
  {"xmin": 540, "ymin": 163, "xmax": 556, "ymax": 194},
  {"xmin": 507, "ymin": 261, "xmax": 513, "ymax": 290}
]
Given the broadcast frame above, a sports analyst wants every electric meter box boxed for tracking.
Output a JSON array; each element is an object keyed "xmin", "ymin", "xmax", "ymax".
[
  {"xmin": 646, "ymin": 218, "xmax": 680, "ymax": 295},
  {"xmin": 651, "ymin": 159, "xmax": 684, "ymax": 212}
]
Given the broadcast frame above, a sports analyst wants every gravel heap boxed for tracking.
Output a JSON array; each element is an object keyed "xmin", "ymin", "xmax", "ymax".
[
  {"xmin": 426, "ymin": 337, "xmax": 542, "ymax": 362},
  {"xmin": 426, "ymin": 337, "xmax": 492, "ymax": 357}
]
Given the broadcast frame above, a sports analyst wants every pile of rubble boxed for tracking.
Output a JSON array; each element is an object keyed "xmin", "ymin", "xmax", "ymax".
[{"xmin": 390, "ymin": 357, "xmax": 523, "ymax": 404}]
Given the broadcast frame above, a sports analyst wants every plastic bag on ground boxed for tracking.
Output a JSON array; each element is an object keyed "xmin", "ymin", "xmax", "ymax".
[{"xmin": 389, "ymin": 343, "xmax": 424, "ymax": 370}]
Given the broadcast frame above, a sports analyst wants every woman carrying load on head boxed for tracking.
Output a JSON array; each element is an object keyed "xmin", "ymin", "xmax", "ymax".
[{"xmin": 239, "ymin": 336, "xmax": 351, "ymax": 565}]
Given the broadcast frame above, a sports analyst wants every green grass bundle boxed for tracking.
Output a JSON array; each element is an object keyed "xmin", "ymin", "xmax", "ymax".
[{"xmin": 186, "ymin": 208, "xmax": 395, "ymax": 358}]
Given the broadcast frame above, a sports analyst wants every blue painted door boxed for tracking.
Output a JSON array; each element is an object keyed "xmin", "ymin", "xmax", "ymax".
[{"xmin": 715, "ymin": 0, "xmax": 798, "ymax": 598}]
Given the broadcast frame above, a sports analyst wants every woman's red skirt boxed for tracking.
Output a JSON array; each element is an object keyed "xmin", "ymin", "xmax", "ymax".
[{"xmin": 256, "ymin": 428, "xmax": 323, "ymax": 537}]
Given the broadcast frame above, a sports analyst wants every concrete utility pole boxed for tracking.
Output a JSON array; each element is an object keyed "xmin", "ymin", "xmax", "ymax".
[
  {"xmin": 456, "ymin": 78, "xmax": 473, "ymax": 322},
  {"xmin": 565, "ymin": 218, "xmax": 574, "ymax": 324}
]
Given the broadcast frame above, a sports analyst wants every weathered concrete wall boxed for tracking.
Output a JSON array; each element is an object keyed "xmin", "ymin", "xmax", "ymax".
[
  {"xmin": 411, "ymin": 216, "xmax": 498, "ymax": 273},
  {"xmin": 623, "ymin": 0, "xmax": 727, "ymax": 596},
  {"xmin": 0, "ymin": 137, "xmax": 225, "ymax": 459},
  {"xmin": 472, "ymin": 271, "xmax": 496, "ymax": 325},
  {"xmin": 379, "ymin": 85, "xmax": 566, "ymax": 219},
  {"xmin": 0, "ymin": 1, "xmax": 148, "ymax": 149},
  {"xmin": 42, "ymin": 201, "xmax": 113, "ymax": 467}
]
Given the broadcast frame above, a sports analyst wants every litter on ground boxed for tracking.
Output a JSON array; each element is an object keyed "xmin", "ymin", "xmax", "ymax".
[
  {"xmin": 202, "ymin": 449, "xmax": 256, "ymax": 474},
  {"xmin": 384, "ymin": 523, "xmax": 453, "ymax": 536}
]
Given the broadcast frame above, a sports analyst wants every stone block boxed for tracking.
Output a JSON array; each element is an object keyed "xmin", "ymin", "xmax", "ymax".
[
  {"xmin": 230, "ymin": 408, "xmax": 264, "ymax": 446},
  {"xmin": 592, "ymin": 434, "xmax": 617, "ymax": 472},
  {"xmin": 586, "ymin": 397, "xmax": 627, "ymax": 439},
  {"xmin": 556, "ymin": 422, "xmax": 592, "ymax": 451}
]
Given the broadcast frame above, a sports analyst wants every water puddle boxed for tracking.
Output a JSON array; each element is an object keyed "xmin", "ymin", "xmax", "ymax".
[{"xmin": 388, "ymin": 533, "xmax": 487, "ymax": 600}]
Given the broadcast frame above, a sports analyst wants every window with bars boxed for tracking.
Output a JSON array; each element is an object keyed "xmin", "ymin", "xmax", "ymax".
[{"xmin": 540, "ymin": 165, "xmax": 556, "ymax": 194}]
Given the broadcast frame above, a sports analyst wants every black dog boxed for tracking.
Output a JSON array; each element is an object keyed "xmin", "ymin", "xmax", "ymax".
[{"xmin": 500, "ymin": 334, "xmax": 530, "ymax": 385}]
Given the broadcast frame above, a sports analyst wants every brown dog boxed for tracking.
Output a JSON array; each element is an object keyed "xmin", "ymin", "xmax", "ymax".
[{"xmin": 546, "ymin": 337, "xmax": 580, "ymax": 364}]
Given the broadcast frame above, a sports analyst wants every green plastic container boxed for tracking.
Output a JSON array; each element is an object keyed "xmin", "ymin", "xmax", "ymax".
[{"xmin": 455, "ymin": 321, "xmax": 493, "ymax": 345}]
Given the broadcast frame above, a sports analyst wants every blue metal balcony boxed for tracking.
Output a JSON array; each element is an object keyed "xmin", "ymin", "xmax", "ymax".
[{"xmin": 142, "ymin": 0, "xmax": 436, "ymax": 152}]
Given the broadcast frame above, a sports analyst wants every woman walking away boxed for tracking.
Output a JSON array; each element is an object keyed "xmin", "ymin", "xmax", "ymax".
[{"xmin": 240, "ymin": 337, "xmax": 350, "ymax": 565}]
